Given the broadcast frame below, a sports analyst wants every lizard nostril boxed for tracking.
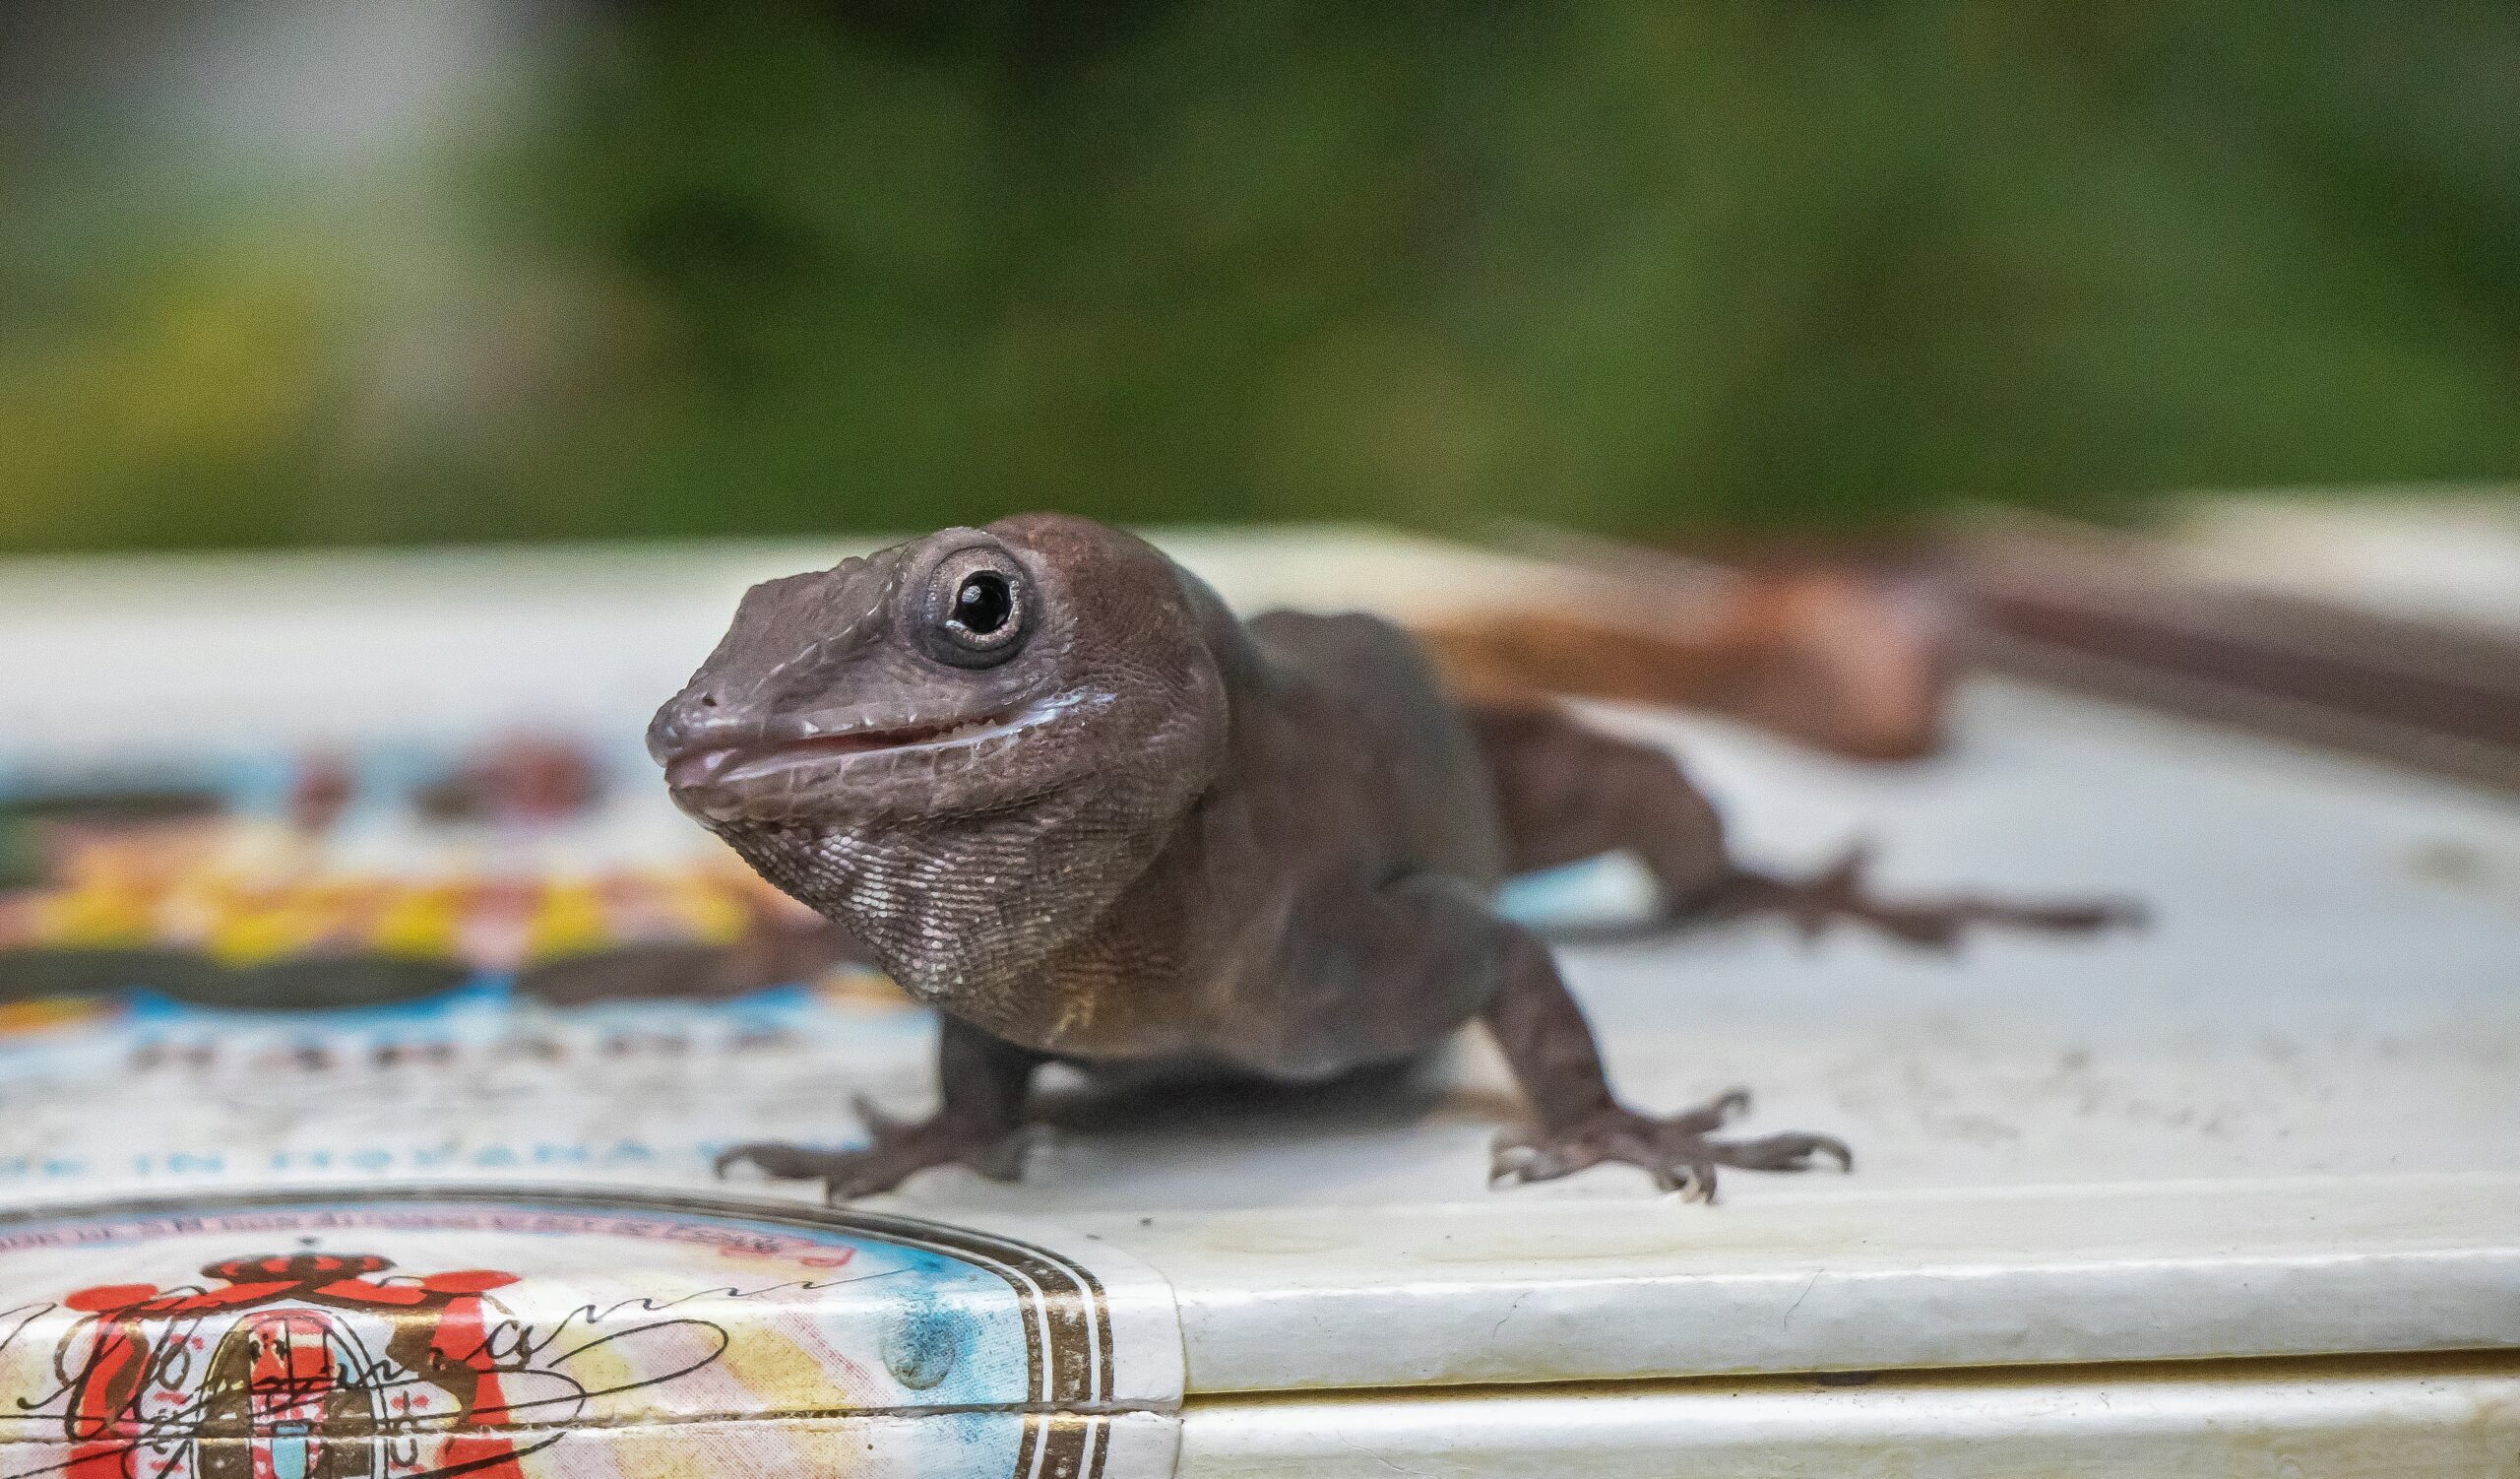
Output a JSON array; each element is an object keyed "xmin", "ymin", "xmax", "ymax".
[{"xmin": 697, "ymin": 691, "xmax": 720, "ymax": 709}]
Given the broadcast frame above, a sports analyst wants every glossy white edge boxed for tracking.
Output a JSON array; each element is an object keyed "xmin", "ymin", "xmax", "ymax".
[
  {"xmin": 1064, "ymin": 1174, "xmax": 2520, "ymax": 1394},
  {"xmin": 1173, "ymin": 1353, "xmax": 2520, "ymax": 1478}
]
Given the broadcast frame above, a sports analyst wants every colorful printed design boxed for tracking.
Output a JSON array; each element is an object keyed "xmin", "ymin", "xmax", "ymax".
[
  {"xmin": 0, "ymin": 740, "xmax": 865, "ymax": 1007},
  {"xmin": 52, "ymin": 1252, "xmax": 526, "ymax": 1479},
  {"xmin": 0, "ymin": 1190, "xmax": 1175, "ymax": 1479},
  {"xmin": 0, "ymin": 743, "xmax": 940, "ymax": 1201}
]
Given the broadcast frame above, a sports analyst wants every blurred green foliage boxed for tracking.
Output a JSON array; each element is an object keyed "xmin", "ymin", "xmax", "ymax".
[{"xmin": 4, "ymin": 2, "xmax": 2518, "ymax": 552}]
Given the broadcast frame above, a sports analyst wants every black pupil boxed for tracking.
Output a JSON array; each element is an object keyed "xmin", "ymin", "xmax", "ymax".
[{"xmin": 953, "ymin": 571, "xmax": 1013, "ymax": 635}]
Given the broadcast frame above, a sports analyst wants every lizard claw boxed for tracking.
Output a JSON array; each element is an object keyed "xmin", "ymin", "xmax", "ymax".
[
  {"xmin": 1671, "ymin": 1086, "xmax": 1752, "ymax": 1133},
  {"xmin": 1759, "ymin": 838, "xmax": 2141, "ymax": 953},
  {"xmin": 717, "ymin": 1102, "xmax": 1041, "ymax": 1203},
  {"xmin": 850, "ymin": 1093, "xmax": 905, "ymax": 1138},
  {"xmin": 715, "ymin": 1140, "xmax": 845, "ymax": 1181},
  {"xmin": 1490, "ymin": 1094, "xmax": 1850, "ymax": 1203},
  {"xmin": 713, "ymin": 1139, "xmax": 904, "ymax": 1201}
]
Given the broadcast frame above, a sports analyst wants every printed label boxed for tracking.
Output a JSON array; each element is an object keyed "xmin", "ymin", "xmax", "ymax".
[{"xmin": 0, "ymin": 1188, "xmax": 1182, "ymax": 1479}]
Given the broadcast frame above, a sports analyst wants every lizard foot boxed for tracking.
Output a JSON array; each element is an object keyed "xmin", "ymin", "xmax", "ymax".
[
  {"xmin": 1489, "ymin": 1088, "xmax": 1851, "ymax": 1202},
  {"xmin": 1762, "ymin": 842, "xmax": 2145, "ymax": 953},
  {"xmin": 715, "ymin": 1096, "xmax": 1036, "ymax": 1203}
]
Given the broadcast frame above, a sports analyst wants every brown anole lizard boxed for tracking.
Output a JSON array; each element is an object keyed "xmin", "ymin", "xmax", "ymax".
[{"xmin": 651, "ymin": 515, "xmax": 2134, "ymax": 1200}]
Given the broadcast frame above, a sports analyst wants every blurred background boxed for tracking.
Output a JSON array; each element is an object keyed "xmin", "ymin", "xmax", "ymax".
[{"xmin": 5, "ymin": 1, "xmax": 2519, "ymax": 554}]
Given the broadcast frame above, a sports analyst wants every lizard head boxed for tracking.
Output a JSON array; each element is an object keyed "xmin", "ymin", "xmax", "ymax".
[
  {"xmin": 648, "ymin": 516, "xmax": 1234, "ymax": 1014},
  {"xmin": 649, "ymin": 514, "xmax": 1228, "ymax": 829}
]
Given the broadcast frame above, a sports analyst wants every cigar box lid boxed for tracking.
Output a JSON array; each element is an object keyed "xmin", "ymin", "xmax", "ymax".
[{"xmin": 0, "ymin": 529, "xmax": 2513, "ymax": 1442}]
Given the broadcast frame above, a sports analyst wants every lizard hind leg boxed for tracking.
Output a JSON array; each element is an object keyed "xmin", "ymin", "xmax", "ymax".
[{"xmin": 1464, "ymin": 697, "xmax": 2142, "ymax": 949}]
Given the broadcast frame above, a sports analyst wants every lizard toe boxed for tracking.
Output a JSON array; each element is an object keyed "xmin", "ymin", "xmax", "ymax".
[
  {"xmin": 715, "ymin": 1140, "xmax": 848, "ymax": 1182},
  {"xmin": 1490, "ymin": 1103, "xmax": 1849, "ymax": 1200}
]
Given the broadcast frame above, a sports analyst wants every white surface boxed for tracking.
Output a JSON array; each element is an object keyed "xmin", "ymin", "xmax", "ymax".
[
  {"xmin": 1176, "ymin": 1356, "xmax": 2520, "ymax": 1477},
  {"xmin": 2, "ymin": 530, "xmax": 2516, "ymax": 1403}
]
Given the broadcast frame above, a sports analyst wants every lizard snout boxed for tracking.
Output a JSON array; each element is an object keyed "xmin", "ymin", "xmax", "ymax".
[{"xmin": 647, "ymin": 685, "xmax": 742, "ymax": 772}]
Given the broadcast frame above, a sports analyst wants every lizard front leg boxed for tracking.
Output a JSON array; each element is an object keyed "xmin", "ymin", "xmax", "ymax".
[
  {"xmin": 1301, "ymin": 874, "xmax": 1849, "ymax": 1200},
  {"xmin": 1481, "ymin": 924, "xmax": 1850, "ymax": 1201},
  {"xmin": 717, "ymin": 1016, "xmax": 1043, "ymax": 1202}
]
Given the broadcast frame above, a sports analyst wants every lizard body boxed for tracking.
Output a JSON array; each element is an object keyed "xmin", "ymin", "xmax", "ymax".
[{"xmin": 652, "ymin": 514, "xmax": 2130, "ymax": 1199}]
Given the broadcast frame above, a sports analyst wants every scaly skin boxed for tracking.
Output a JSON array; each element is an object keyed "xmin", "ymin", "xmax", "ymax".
[{"xmin": 652, "ymin": 514, "xmax": 2135, "ymax": 1202}]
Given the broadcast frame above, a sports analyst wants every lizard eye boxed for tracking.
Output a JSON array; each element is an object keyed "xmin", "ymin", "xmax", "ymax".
[
  {"xmin": 921, "ymin": 547, "xmax": 1031, "ymax": 666},
  {"xmin": 953, "ymin": 571, "xmax": 1012, "ymax": 636}
]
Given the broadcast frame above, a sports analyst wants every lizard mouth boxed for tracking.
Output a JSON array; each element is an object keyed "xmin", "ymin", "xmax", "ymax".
[{"xmin": 663, "ymin": 711, "xmax": 1024, "ymax": 793}]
